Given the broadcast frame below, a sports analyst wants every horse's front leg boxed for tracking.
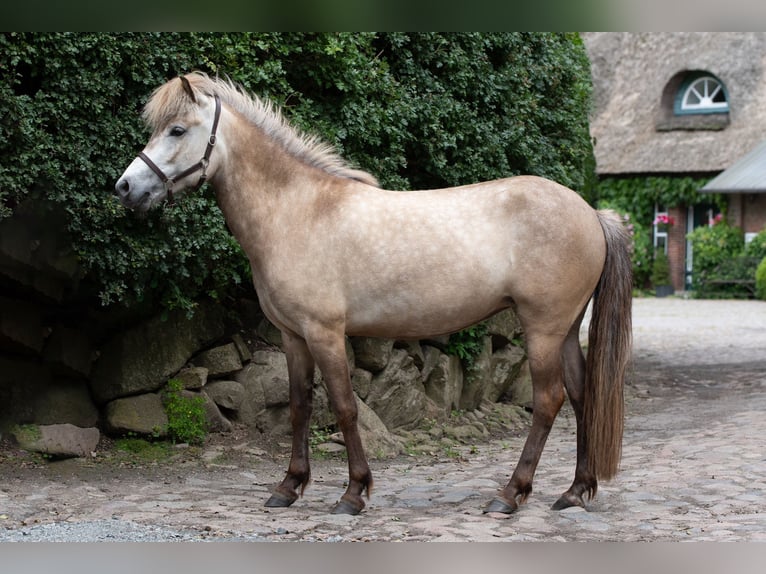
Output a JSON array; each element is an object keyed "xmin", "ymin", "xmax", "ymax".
[
  {"xmin": 306, "ymin": 325, "xmax": 372, "ymax": 515},
  {"xmin": 265, "ymin": 331, "xmax": 315, "ymax": 508}
]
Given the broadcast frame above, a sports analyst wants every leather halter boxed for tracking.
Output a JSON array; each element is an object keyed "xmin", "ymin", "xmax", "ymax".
[{"xmin": 137, "ymin": 94, "xmax": 221, "ymax": 205}]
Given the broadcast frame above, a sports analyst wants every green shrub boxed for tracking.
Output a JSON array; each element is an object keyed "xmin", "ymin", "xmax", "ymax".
[
  {"xmin": 687, "ymin": 222, "xmax": 744, "ymax": 292},
  {"xmin": 685, "ymin": 221, "xmax": 761, "ymax": 298},
  {"xmin": 162, "ymin": 379, "xmax": 208, "ymax": 445},
  {"xmin": 596, "ymin": 203, "xmax": 651, "ymax": 288},
  {"xmin": 756, "ymin": 257, "xmax": 766, "ymax": 301},
  {"xmin": 745, "ymin": 227, "xmax": 766, "ymax": 260},
  {"xmin": 446, "ymin": 323, "xmax": 489, "ymax": 369}
]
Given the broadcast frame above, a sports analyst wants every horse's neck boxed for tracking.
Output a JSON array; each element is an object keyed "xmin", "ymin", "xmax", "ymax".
[{"xmin": 211, "ymin": 120, "xmax": 326, "ymax": 262}]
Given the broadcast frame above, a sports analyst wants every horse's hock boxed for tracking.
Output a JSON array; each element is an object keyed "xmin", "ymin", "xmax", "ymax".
[{"xmin": 0, "ymin": 226, "xmax": 530, "ymax": 458}]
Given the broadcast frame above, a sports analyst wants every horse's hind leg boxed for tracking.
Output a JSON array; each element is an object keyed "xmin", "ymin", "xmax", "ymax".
[
  {"xmin": 485, "ymin": 332, "xmax": 566, "ymax": 514},
  {"xmin": 265, "ymin": 331, "xmax": 315, "ymax": 508},
  {"xmin": 552, "ymin": 323, "xmax": 598, "ymax": 510}
]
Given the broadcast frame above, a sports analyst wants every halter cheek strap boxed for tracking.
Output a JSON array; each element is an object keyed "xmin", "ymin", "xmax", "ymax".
[{"xmin": 138, "ymin": 94, "xmax": 221, "ymax": 205}]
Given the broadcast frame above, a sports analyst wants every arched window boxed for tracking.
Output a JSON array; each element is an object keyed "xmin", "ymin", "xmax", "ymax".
[{"xmin": 675, "ymin": 73, "xmax": 729, "ymax": 115}]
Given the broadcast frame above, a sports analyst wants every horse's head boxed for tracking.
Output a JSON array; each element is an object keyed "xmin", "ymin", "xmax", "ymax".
[{"xmin": 115, "ymin": 75, "xmax": 222, "ymax": 211}]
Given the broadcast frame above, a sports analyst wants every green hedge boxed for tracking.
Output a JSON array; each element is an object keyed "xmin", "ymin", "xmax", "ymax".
[
  {"xmin": 595, "ymin": 175, "xmax": 726, "ymax": 289},
  {"xmin": 756, "ymin": 258, "xmax": 766, "ymax": 301},
  {"xmin": 1, "ymin": 32, "xmax": 595, "ymax": 314}
]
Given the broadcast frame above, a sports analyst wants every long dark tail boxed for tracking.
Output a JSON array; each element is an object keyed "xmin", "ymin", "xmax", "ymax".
[{"xmin": 584, "ymin": 210, "xmax": 633, "ymax": 480}]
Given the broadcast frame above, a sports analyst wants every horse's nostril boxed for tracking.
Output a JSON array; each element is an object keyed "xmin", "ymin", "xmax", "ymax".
[{"xmin": 115, "ymin": 178, "xmax": 129, "ymax": 195}]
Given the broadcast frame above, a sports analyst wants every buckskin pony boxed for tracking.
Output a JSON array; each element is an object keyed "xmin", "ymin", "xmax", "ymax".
[{"xmin": 115, "ymin": 73, "xmax": 632, "ymax": 516}]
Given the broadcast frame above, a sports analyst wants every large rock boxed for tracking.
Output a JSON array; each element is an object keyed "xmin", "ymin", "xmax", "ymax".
[
  {"xmin": 13, "ymin": 423, "xmax": 100, "ymax": 458},
  {"xmin": 255, "ymin": 318, "xmax": 283, "ymax": 348},
  {"xmin": 485, "ymin": 344, "xmax": 526, "ymax": 403},
  {"xmin": 503, "ymin": 359, "xmax": 533, "ymax": 409},
  {"xmin": 204, "ymin": 380, "xmax": 245, "ymax": 411},
  {"xmin": 419, "ymin": 345, "xmax": 443, "ymax": 382},
  {"xmin": 90, "ymin": 302, "xmax": 224, "ymax": 403},
  {"xmin": 424, "ymin": 352, "xmax": 463, "ymax": 414},
  {"xmin": 31, "ymin": 380, "xmax": 99, "ymax": 428},
  {"xmin": 0, "ymin": 296, "xmax": 44, "ymax": 355},
  {"xmin": 230, "ymin": 333, "xmax": 252, "ymax": 363},
  {"xmin": 104, "ymin": 393, "xmax": 168, "ymax": 437},
  {"xmin": 485, "ymin": 309, "xmax": 523, "ymax": 349},
  {"xmin": 232, "ymin": 363, "xmax": 267, "ymax": 428},
  {"xmin": 174, "ymin": 366, "xmax": 208, "ymax": 390},
  {"xmin": 42, "ymin": 325, "xmax": 93, "ymax": 378},
  {"xmin": 192, "ymin": 343, "xmax": 242, "ymax": 377},
  {"xmin": 185, "ymin": 390, "xmax": 232, "ymax": 433},
  {"xmin": 366, "ymin": 349, "xmax": 426, "ymax": 430},
  {"xmin": 356, "ymin": 395, "xmax": 401, "ymax": 458},
  {"xmin": 350, "ymin": 368, "xmax": 372, "ymax": 400},
  {"xmin": 253, "ymin": 405, "xmax": 291, "ymax": 436},
  {"xmin": 0, "ymin": 358, "xmax": 51, "ymax": 426},
  {"xmin": 459, "ymin": 336, "xmax": 492, "ymax": 411},
  {"xmin": 350, "ymin": 337, "xmax": 393, "ymax": 373},
  {"xmin": 249, "ymin": 350, "xmax": 289, "ymax": 408}
]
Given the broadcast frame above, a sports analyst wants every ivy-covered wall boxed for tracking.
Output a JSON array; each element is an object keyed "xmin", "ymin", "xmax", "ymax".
[
  {"xmin": 595, "ymin": 174, "xmax": 721, "ymax": 288},
  {"xmin": 1, "ymin": 32, "xmax": 595, "ymax": 315}
]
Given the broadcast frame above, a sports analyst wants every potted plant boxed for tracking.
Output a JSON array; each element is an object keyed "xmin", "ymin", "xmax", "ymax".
[
  {"xmin": 653, "ymin": 213, "xmax": 675, "ymax": 233},
  {"xmin": 652, "ymin": 250, "xmax": 674, "ymax": 297}
]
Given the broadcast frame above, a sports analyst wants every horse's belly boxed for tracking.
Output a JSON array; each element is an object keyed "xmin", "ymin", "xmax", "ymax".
[{"xmin": 344, "ymin": 286, "xmax": 508, "ymax": 339}]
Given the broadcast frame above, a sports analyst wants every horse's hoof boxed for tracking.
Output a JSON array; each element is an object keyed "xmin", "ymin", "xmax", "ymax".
[
  {"xmin": 264, "ymin": 491, "xmax": 298, "ymax": 508},
  {"xmin": 331, "ymin": 499, "xmax": 363, "ymax": 515},
  {"xmin": 551, "ymin": 493, "xmax": 583, "ymax": 511},
  {"xmin": 483, "ymin": 497, "xmax": 518, "ymax": 515}
]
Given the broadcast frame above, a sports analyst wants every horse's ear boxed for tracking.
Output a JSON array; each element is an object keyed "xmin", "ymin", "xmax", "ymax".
[{"xmin": 179, "ymin": 76, "xmax": 197, "ymax": 103}]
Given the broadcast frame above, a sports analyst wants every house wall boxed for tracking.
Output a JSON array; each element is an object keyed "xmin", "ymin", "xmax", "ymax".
[
  {"xmin": 744, "ymin": 194, "xmax": 766, "ymax": 234},
  {"xmin": 727, "ymin": 194, "xmax": 766, "ymax": 234},
  {"xmin": 668, "ymin": 206, "xmax": 688, "ymax": 291}
]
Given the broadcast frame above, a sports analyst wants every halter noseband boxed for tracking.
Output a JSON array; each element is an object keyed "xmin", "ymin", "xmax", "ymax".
[{"xmin": 137, "ymin": 94, "xmax": 222, "ymax": 205}]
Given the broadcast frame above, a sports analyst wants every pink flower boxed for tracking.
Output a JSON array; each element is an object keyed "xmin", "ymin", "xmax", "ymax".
[{"xmin": 653, "ymin": 214, "xmax": 675, "ymax": 226}]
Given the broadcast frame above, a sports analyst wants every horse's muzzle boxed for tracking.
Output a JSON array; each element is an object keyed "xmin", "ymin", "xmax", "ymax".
[{"xmin": 114, "ymin": 177, "xmax": 152, "ymax": 211}]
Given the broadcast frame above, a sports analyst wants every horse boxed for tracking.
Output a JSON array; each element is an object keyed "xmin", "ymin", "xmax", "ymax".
[{"xmin": 115, "ymin": 73, "xmax": 632, "ymax": 516}]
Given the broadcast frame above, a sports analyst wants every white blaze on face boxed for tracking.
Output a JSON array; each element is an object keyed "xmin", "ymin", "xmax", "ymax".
[{"xmin": 115, "ymin": 98, "xmax": 215, "ymax": 212}]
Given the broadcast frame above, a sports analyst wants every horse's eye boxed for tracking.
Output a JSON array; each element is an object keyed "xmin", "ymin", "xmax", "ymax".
[{"xmin": 169, "ymin": 126, "xmax": 186, "ymax": 137}]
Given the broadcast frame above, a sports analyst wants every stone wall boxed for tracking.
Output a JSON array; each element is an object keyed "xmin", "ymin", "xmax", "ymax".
[{"xmin": 1, "ymin": 204, "xmax": 529, "ymax": 459}]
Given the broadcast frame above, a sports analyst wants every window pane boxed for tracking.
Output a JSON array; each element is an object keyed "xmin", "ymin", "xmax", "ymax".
[{"xmin": 679, "ymin": 75, "xmax": 728, "ymax": 112}]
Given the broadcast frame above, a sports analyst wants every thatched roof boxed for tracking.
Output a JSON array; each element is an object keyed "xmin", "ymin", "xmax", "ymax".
[{"xmin": 583, "ymin": 33, "xmax": 766, "ymax": 175}]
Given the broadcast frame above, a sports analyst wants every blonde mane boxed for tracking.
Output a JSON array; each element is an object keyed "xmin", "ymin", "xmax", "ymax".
[{"xmin": 143, "ymin": 73, "xmax": 378, "ymax": 187}]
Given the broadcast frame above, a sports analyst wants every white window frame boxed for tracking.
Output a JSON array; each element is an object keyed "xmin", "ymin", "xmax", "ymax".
[{"xmin": 678, "ymin": 75, "xmax": 729, "ymax": 113}]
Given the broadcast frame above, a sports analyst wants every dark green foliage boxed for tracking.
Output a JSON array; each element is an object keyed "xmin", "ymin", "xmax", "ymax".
[
  {"xmin": 595, "ymin": 176, "xmax": 724, "ymax": 289},
  {"xmin": 745, "ymin": 228, "xmax": 766, "ymax": 260},
  {"xmin": 687, "ymin": 222, "xmax": 751, "ymax": 297},
  {"xmin": 1, "ymin": 33, "xmax": 595, "ymax": 314},
  {"xmin": 596, "ymin": 202, "xmax": 652, "ymax": 289},
  {"xmin": 446, "ymin": 323, "xmax": 489, "ymax": 369},
  {"xmin": 755, "ymin": 257, "xmax": 766, "ymax": 301}
]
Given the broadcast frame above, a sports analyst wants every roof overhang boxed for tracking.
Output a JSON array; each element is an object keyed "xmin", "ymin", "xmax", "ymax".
[{"xmin": 700, "ymin": 140, "xmax": 766, "ymax": 194}]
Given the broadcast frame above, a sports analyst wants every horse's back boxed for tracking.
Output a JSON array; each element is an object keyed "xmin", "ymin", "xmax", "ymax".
[{"xmin": 331, "ymin": 175, "xmax": 605, "ymax": 338}]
